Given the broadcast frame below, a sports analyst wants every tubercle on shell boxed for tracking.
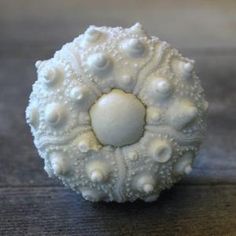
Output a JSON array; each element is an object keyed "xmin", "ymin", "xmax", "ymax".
[
  {"xmin": 86, "ymin": 160, "xmax": 111, "ymax": 183},
  {"xmin": 26, "ymin": 23, "xmax": 207, "ymax": 202}
]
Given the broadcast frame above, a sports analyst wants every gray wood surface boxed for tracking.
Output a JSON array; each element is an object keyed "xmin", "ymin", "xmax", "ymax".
[
  {"xmin": 1, "ymin": 185, "xmax": 236, "ymax": 236},
  {"xmin": 0, "ymin": 0, "xmax": 236, "ymax": 235}
]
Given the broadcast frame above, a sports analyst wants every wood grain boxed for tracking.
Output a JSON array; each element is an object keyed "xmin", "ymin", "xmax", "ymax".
[{"xmin": 0, "ymin": 185, "xmax": 236, "ymax": 236}]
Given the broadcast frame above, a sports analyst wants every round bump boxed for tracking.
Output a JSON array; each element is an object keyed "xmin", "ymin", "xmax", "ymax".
[
  {"xmin": 118, "ymin": 75, "xmax": 136, "ymax": 92},
  {"xmin": 90, "ymin": 170, "xmax": 104, "ymax": 182},
  {"xmin": 87, "ymin": 53, "xmax": 112, "ymax": 75},
  {"xmin": 174, "ymin": 152, "xmax": 194, "ymax": 176},
  {"xmin": 46, "ymin": 111, "xmax": 59, "ymax": 124},
  {"xmin": 151, "ymin": 78, "xmax": 172, "ymax": 100},
  {"xmin": 130, "ymin": 22, "xmax": 145, "ymax": 34},
  {"xmin": 78, "ymin": 140, "xmax": 90, "ymax": 153},
  {"xmin": 44, "ymin": 164, "xmax": 54, "ymax": 177},
  {"xmin": 81, "ymin": 189, "xmax": 103, "ymax": 202},
  {"xmin": 35, "ymin": 60, "xmax": 42, "ymax": 69},
  {"xmin": 184, "ymin": 165, "xmax": 192, "ymax": 174},
  {"xmin": 84, "ymin": 27, "xmax": 101, "ymax": 43},
  {"xmin": 26, "ymin": 106, "xmax": 39, "ymax": 129},
  {"xmin": 120, "ymin": 75, "xmax": 134, "ymax": 86},
  {"xmin": 42, "ymin": 68, "xmax": 56, "ymax": 85},
  {"xmin": 39, "ymin": 65, "xmax": 62, "ymax": 87},
  {"xmin": 155, "ymin": 79, "xmax": 171, "ymax": 94},
  {"xmin": 135, "ymin": 174, "xmax": 155, "ymax": 194},
  {"xmin": 184, "ymin": 62, "xmax": 194, "ymax": 73},
  {"xmin": 149, "ymin": 139, "xmax": 172, "ymax": 163},
  {"xmin": 86, "ymin": 161, "xmax": 110, "ymax": 183},
  {"xmin": 128, "ymin": 151, "xmax": 139, "ymax": 161},
  {"xmin": 70, "ymin": 86, "xmax": 88, "ymax": 103},
  {"xmin": 143, "ymin": 183, "xmax": 154, "ymax": 194},
  {"xmin": 146, "ymin": 107, "xmax": 161, "ymax": 123},
  {"xmin": 144, "ymin": 194, "xmax": 159, "ymax": 202},
  {"xmin": 45, "ymin": 103, "xmax": 66, "ymax": 127},
  {"xmin": 93, "ymin": 55, "xmax": 107, "ymax": 68},
  {"xmin": 182, "ymin": 106, "xmax": 198, "ymax": 126},
  {"xmin": 70, "ymin": 87, "xmax": 84, "ymax": 101},
  {"xmin": 180, "ymin": 61, "xmax": 194, "ymax": 80},
  {"xmin": 69, "ymin": 86, "xmax": 95, "ymax": 111},
  {"xmin": 90, "ymin": 89, "xmax": 146, "ymax": 146},
  {"xmin": 122, "ymin": 38, "xmax": 145, "ymax": 57},
  {"xmin": 51, "ymin": 160, "xmax": 64, "ymax": 175},
  {"xmin": 50, "ymin": 152, "xmax": 70, "ymax": 176},
  {"xmin": 168, "ymin": 100, "xmax": 198, "ymax": 130},
  {"xmin": 77, "ymin": 132, "xmax": 100, "ymax": 153},
  {"xmin": 171, "ymin": 60, "xmax": 194, "ymax": 81}
]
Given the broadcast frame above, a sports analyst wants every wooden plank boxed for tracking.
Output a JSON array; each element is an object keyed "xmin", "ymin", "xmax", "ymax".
[
  {"xmin": 0, "ymin": 185, "xmax": 236, "ymax": 235},
  {"xmin": 0, "ymin": 52, "xmax": 235, "ymax": 186},
  {"xmin": 0, "ymin": 0, "xmax": 236, "ymax": 50}
]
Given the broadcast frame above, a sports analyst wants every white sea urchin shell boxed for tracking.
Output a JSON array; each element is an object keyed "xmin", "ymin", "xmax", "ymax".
[{"xmin": 26, "ymin": 23, "xmax": 208, "ymax": 202}]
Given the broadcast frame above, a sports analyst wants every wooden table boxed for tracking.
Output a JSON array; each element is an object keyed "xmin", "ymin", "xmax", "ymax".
[{"xmin": 0, "ymin": 0, "xmax": 236, "ymax": 235}]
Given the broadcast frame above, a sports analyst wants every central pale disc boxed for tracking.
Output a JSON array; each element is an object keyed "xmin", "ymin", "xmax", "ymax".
[{"xmin": 90, "ymin": 89, "xmax": 146, "ymax": 147}]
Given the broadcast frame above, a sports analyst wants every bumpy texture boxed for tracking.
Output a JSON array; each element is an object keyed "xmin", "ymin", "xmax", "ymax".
[{"xmin": 26, "ymin": 23, "xmax": 208, "ymax": 202}]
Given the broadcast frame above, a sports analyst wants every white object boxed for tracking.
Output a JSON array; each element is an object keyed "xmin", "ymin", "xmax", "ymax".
[
  {"xmin": 90, "ymin": 89, "xmax": 146, "ymax": 146},
  {"xmin": 26, "ymin": 23, "xmax": 208, "ymax": 202}
]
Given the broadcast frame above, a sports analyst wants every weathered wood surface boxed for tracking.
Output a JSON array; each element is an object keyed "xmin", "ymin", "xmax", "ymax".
[
  {"xmin": 0, "ymin": 0, "xmax": 236, "ymax": 235},
  {"xmin": 1, "ymin": 185, "xmax": 236, "ymax": 236}
]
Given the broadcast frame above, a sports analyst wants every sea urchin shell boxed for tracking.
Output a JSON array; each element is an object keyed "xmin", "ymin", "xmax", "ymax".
[{"xmin": 26, "ymin": 23, "xmax": 208, "ymax": 202}]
